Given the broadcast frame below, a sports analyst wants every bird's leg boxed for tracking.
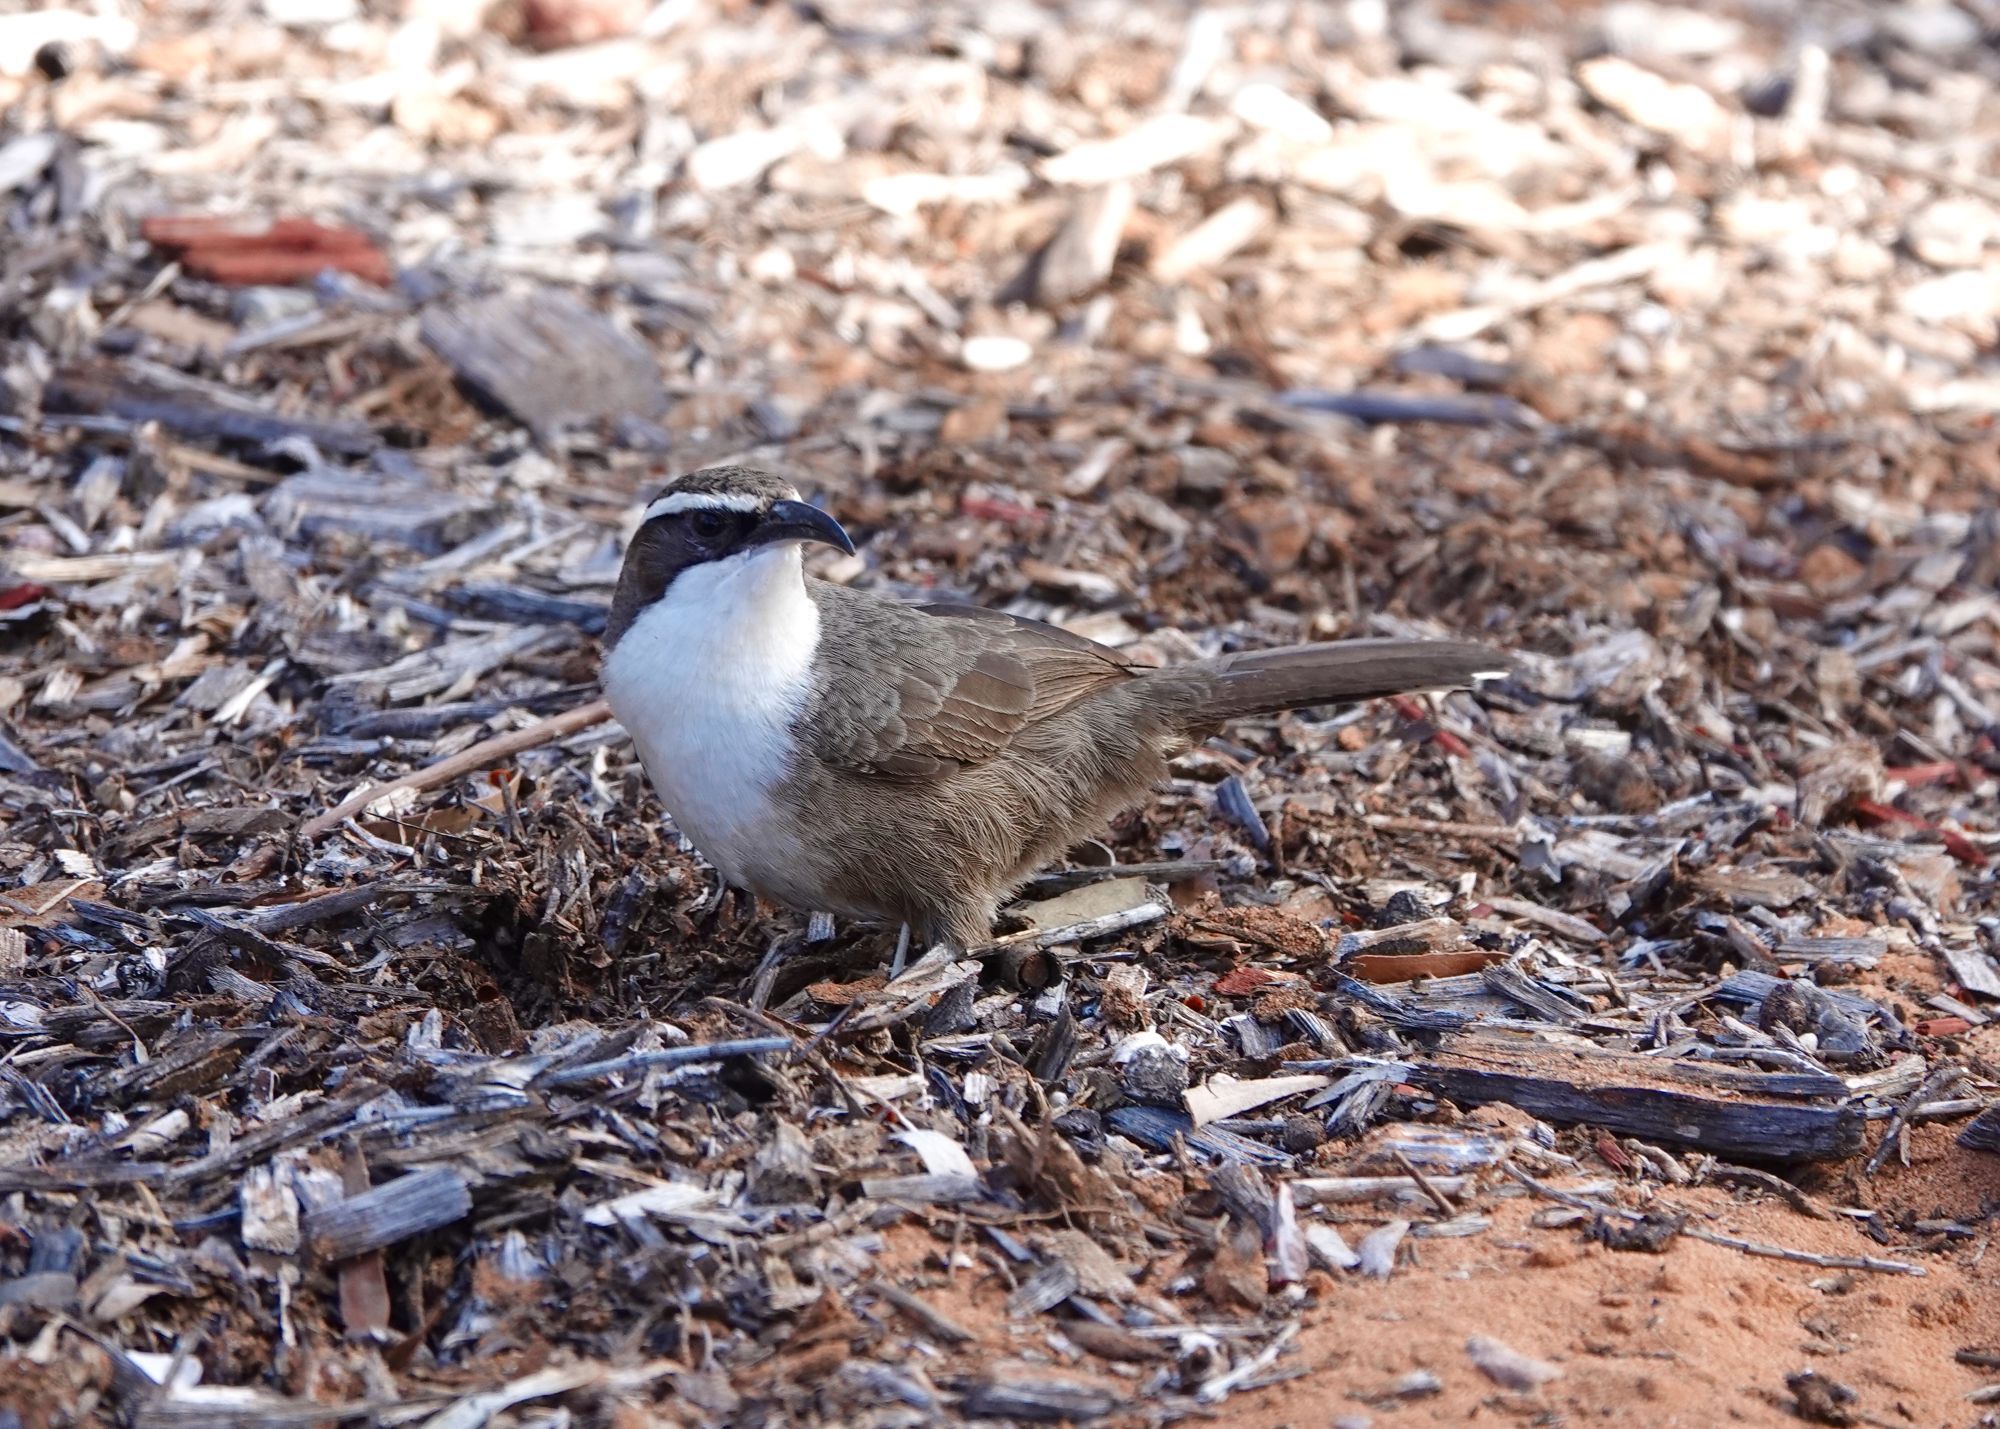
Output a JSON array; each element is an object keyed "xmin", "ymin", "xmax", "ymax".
[
  {"xmin": 888, "ymin": 923, "xmax": 911, "ymax": 978},
  {"xmin": 805, "ymin": 910, "xmax": 836, "ymax": 943},
  {"xmin": 747, "ymin": 928, "xmax": 798, "ymax": 1013},
  {"xmin": 698, "ymin": 883, "xmax": 763, "ymax": 948},
  {"xmin": 693, "ymin": 869, "xmax": 732, "ymax": 924}
]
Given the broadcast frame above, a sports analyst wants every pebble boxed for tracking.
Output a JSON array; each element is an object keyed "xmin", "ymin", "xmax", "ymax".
[
  {"xmin": 1906, "ymin": 196, "xmax": 1998, "ymax": 269},
  {"xmin": 1467, "ymin": 1334, "xmax": 1564, "ymax": 1390},
  {"xmin": 959, "ymin": 334, "xmax": 1033, "ymax": 372},
  {"xmin": 231, "ymin": 286, "xmax": 320, "ymax": 327},
  {"xmin": 1229, "ymin": 82, "xmax": 1333, "ymax": 145},
  {"xmin": 1152, "ymin": 196, "xmax": 1271, "ymax": 283},
  {"xmin": 1391, "ymin": 1369, "xmax": 1442, "ymax": 1398},
  {"xmin": 861, "ymin": 165, "xmax": 1028, "ymax": 218},
  {"xmin": 1118, "ymin": 1042, "xmax": 1189, "ymax": 1106},
  {"xmin": 1881, "ymin": 2, "xmax": 1980, "ymax": 53},
  {"xmin": 1830, "ymin": 233, "xmax": 1895, "ymax": 283},
  {"xmin": 1602, "ymin": 1, "xmax": 1742, "ymax": 59},
  {"xmin": 1900, "ymin": 270, "xmax": 2000, "ymax": 331},
  {"xmin": 1304, "ymin": 1223, "xmax": 1358, "ymax": 1271},
  {"xmin": 1042, "ymin": 113, "xmax": 1228, "ymax": 186},
  {"xmin": 747, "ymin": 245, "xmax": 796, "ymax": 284},
  {"xmin": 1357, "ymin": 1219, "xmax": 1409, "ymax": 1278},
  {"xmin": 261, "ymin": 0, "xmax": 358, "ymax": 24},
  {"xmin": 1716, "ymin": 193, "xmax": 1813, "ymax": 245},
  {"xmin": 1578, "ymin": 56, "xmax": 1728, "ymax": 152},
  {"xmin": 687, "ymin": 127, "xmax": 804, "ymax": 192}
]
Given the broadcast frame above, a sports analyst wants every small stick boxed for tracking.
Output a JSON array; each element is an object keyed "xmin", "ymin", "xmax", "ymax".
[
  {"xmin": 1196, "ymin": 1322, "xmax": 1299, "ymax": 1404},
  {"xmin": 300, "ymin": 699, "xmax": 612, "ymax": 839},
  {"xmin": 78, "ymin": 986, "xmax": 150, "ymax": 1063},
  {"xmin": 1865, "ymin": 1064, "xmax": 1966, "ymax": 1177},
  {"xmin": 763, "ymin": 1201, "xmax": 875, "ymax": 1255},
  {"xmin": 1, "ymin": 879, "xmax": 95, "ymax": 919},
  {"xmin": 1364, "ymin": 815, "xmax": 1519, "ymax": 841},
  {"xmin": 747, "ymin": 936, "xmax": 792, "ymax": 1014},
  {"xmin": 715, "ymin": 999, "xmax": 871, "ymax": 1119},
  {"xmin": 1392, "ymin": 1150, "xmax": 1457, "ymax": 1216},
  {"xmin": 1676, "ymin": 1226, "xmax": 1926, "ymax": 1277},
  {"xmin": 1500, "ymin": 1162, "xmax": 1924, "ymax": 1277},
  {"xmin": 1499, "ymin": 1162, "xmax": 1597, "ymax": 1210},
  {"xmin": 977, "ymin": 899, "xmax": 1168, "ymax": 951},
  {"xmin": 870, "ymin": 1280, "xmax": 977, "ymax": 1344},
  {"xmin": 1703, "ymin": 1162, "xmax": 1833, "ymax": 1221},
  {"xmin": 537, "ymin": 1036, "xmax": 790, "ymax": 1087}
]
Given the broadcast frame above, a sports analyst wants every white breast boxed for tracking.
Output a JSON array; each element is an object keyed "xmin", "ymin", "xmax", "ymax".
[{"xmin": 601, "ymin": 545, "xmax": 819, "ymax": 891}]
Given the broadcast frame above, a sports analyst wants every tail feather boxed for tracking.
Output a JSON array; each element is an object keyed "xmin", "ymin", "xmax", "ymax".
[{"xmin": 1186, "ymin": 638, "xmax": 1511, "ymax": 723}]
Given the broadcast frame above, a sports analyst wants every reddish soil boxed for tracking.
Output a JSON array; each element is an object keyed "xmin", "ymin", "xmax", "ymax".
[{"xmin": 881, "ymin": 1127, "xmax": 1998, "ymax": 1427}]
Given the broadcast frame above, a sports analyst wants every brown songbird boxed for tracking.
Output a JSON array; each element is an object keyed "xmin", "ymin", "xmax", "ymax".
[{"xmin": 602, "ymin": 467, "xmax": 1509, "ymax": 949}]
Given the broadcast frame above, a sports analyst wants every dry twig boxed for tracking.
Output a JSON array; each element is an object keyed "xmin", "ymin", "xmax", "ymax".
[{"xmin": 300, "ymin": 699, "xmax": 612, "ymax": 838}]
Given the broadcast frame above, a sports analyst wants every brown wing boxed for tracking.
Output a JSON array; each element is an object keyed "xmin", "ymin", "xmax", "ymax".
[{"xmin": 797, "ymin": 587, "xmax": 1142, "ymax": 779}]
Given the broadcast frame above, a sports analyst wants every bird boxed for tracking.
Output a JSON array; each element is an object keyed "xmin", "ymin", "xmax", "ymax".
[{"xmin": 601, "ymin": 466, "xmax": 1511, "ymax": 952}]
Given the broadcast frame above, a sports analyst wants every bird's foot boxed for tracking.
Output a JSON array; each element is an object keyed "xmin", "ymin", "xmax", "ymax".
[
  {"xmin": 697, "ymin": 880, "xmax": 760, "ymax": 942},
  {"xmin": 694, "ymin": 871, "xmax": 731, "ymax": 922},
  {"xmin": 886, "ymin": 934, "xmax": 971, "ymax": 985},
  {"xmin": 747, "ymin": 931, "xmax": 798, "ymax": 1014}
]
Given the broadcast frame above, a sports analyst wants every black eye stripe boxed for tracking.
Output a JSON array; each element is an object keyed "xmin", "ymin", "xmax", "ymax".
[{"xmin": 668, "ymin": 508, "xmax": 747, "ymax": 540}]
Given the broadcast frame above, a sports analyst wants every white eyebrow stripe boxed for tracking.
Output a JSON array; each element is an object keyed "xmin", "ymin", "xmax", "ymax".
[{"xmin": 643, "ymin": 491, "xmax": 763, "ymax": 521}]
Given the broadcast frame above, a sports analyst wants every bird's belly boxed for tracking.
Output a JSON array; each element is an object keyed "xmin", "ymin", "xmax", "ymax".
[
  {"xmin": 606, "ymin": 661, "xmax": 811, "ymax": 900},
  {"xmin": 602, "ymin": 545, "xmax": 828, "ymax": 906},
  {"xmin": 625, "ymin": 711, "xmax": 797, "ymax": 893}
]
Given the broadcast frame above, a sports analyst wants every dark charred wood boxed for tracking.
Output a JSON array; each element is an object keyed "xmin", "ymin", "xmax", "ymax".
[
  {"xmin": 305, "ymin": 1167, "xmax": 473, "ymax": 1262},
  {"xmin": 1402, "ymin": 1062, "xmax": 1864, "ymax": 1163}
]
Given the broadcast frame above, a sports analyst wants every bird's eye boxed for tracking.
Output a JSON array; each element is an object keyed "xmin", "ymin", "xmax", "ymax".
[{"xmin": 688, "ymin": 511, "xmax": 730, "ymax": 542}]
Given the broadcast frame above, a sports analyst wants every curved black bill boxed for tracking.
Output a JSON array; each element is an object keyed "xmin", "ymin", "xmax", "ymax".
[{"xmin": 752, "ymin": 499, "xmax": 856, "ymax": 556}]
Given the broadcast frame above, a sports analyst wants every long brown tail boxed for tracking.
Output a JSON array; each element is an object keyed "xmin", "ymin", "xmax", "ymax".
[{"xmin": 1184, "ymin": 638, "xmax": 1511, "ymax": 723}]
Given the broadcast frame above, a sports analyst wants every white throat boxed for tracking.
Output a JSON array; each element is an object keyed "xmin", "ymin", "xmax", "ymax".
[{"xmin": 602, "ymin": 545, "xmax": 820, "ymax": 886}]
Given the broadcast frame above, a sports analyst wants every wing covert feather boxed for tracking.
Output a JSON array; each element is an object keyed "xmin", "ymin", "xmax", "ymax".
[{"xmin": 796, "ymin": 589, "xmax": 1139, "ymax": 778}]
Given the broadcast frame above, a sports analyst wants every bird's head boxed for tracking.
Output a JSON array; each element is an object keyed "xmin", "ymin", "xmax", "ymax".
[{"xmin": 605, "ymin": 466, "xmax": 855, "ymax": 648}]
